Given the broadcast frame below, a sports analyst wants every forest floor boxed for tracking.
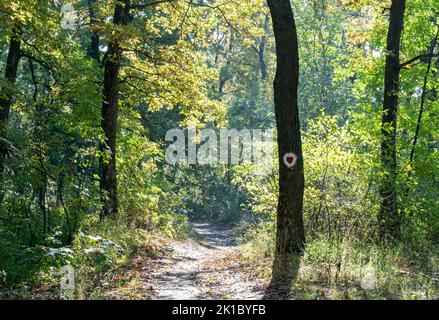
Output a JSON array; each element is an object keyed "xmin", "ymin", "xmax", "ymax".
[
  {"xmin": 5, "ymin": 221, "xmax": 436, "ymax": 300},
  {"xmin": 1, "ymin": 222, "xmax": 268, "ymax": 300},
  {"xmin": 147, "ymin": 222, "xmax": 266, "ymax": 300},
  {"xmin": 98, "ymin": 221, "xmax": 268, "ymax": 300}
]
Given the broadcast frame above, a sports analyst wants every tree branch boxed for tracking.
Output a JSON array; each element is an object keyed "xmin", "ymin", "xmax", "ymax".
[
  {"xmin": 400, "ymin": 53, "xmax": 439, "ymax": 69},
  {"xmin": 20, "ymin": 52, "xmax": 62, "ymax": 85},
  {"xmin": 130, "ymin": 0, "xmax": 174, "ymax": 10},
  {"xmin": 408, "ymin": 25, "xmax": 439, "ymax": 168}
]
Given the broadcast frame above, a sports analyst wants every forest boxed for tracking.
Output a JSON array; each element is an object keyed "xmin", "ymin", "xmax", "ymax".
[{"xmin": 0, "ymin": 0, "xmax": 438, "ymax": 300}]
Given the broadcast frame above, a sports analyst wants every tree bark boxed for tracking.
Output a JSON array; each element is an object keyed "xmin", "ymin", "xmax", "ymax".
[
  {"xmin": 0, "ymin": 24, "xmax": 21, "ymax": 175},
  {"xmin": 379, "ymin": 0, "xmax": 405, "ymax": 239},
  {"xmin": 99, "ymin": 0, "xmax": 130, "ymax": 219},
  {"xmin": 258, "ymin": 13, "xmax": 270, "ymax": 81},
  {"xmin": 267, "ymin": 0, "xmax": 305, "ymax": 284},
  {"xmin": 87, "ymin": 0, "xmax": 100, "ymax": 62},
  {"xmin": 0, "ymin": 24, "xmax": 21, "ymax": 205}
]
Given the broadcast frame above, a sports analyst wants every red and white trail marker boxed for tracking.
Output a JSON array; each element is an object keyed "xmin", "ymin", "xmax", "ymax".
[{"xmin": 283, "ymin": 152, "xmax": 297, "ymax": 168}]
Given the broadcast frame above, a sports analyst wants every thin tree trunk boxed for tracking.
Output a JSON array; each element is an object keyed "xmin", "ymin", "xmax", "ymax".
[
  {"xmin": 409, "ymin": 26, "xmax": 439, "ymax": 167},
  {"xmin": 88, "ymin": 0, "xmax": 100, "ymax": 62},
  {"xmin": 379, "ymin": 0, "xmax": 405, "ymax": 239},
  {"xmin": 258, "ymin": 13, "xmax": 270, "ymax": 81},
  {"xmin": 29, "ymin": 57, "xmax": 48, "ymax": 236},
  {"xmin": 0, "ymin": 24, "xmax": 21, "ymax": 203},
  {"xmin": 99, "ymin": 0, "xmax": 130, "ymax": 219},
  {"xmin": 267, "ymin": 0, "xmax": 305, "ymax": 285}
]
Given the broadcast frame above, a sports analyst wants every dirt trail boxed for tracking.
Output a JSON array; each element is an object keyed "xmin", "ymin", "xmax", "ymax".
[{"xmin": 149, "ymin": 222, "xmax": 264, "ymax": 300}]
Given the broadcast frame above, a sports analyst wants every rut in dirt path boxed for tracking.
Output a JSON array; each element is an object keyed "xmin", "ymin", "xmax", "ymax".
[{"xmin": 149, "ymin": 222, "xmax": 264, "ymax": 300}]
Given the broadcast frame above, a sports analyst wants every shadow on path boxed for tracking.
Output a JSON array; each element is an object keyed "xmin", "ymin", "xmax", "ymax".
[{"xmin": 149, "ymin": 221, "xmax": 264, "ymax": 300}]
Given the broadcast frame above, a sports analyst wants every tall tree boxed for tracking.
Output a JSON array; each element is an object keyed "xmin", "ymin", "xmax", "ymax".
[
  {"xmin": 379, "ymin": 0, "xmax": 405, "ymax": 239},
  {"xmin": 257, "ymin": 13, "xmax": 270, "ymax": 81},
  {"xmin": 87, "ymin": 0, "xmax": 100, "ymax": 62},
  {"xmin": 99, "ymin": 0, "xmax": 130, "ymax": 219},
  {"xmin": 408, "ymin": 26, "xmax": 439, "ymax": 167},
  {"xmin": 267, "ymin": 0, "xmax": 305, "ymax": 284},
  {"xmin": 0, "ymin": 23, "xmax": 21, "ymax": 198}
]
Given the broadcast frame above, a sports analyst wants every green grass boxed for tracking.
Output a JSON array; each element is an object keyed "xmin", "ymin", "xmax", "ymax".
[{"xmin": 240, "ymin": 224, "xmax": 439, "ymax": 300}]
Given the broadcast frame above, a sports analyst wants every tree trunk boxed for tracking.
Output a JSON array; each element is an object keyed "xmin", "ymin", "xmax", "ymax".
[
  {"xmin": 87, "ymin": 0, "xmax": 100, "ymax": 62},
  {"xmin": 379, "ymin": 0, "xmax": 405, "ymax": 239},
  {"xmin": 258, "ymin": 13, "xmax": 270, "ymax": 81},
  {"xmin": 0, "ymin": 24, "xmax": 21, "ymax": 204},
  {"xmin": 409, "ymin": 26, "xmax": 439, "ymax": 167},
  {"xmin": 99, "ymin": 0, "xmax": 130, "ymax": 219},
  {"xmin": 0, "ymin": 24, "xmax": 21, "ymax": 175},
  {"xmin": 267, "ymin": 0, "xmax": 305, "ymax": 285}
]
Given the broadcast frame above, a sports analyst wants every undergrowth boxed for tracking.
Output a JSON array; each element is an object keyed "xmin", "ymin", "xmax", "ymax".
[
  {"xmin": 240, "ymin": 222, "xmax": 439, "ymax": 300},
  {"xmin": 0, "ymin": 215, "xmax": 191, "ymax": 299}
]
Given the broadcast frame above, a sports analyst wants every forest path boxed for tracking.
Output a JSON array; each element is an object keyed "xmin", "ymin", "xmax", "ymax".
[{"xmin": 149, "ymin": 222, "xmax": 264, "ymax": 300}]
